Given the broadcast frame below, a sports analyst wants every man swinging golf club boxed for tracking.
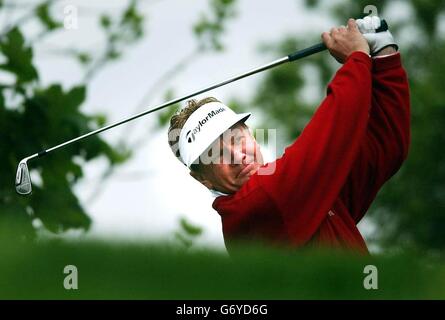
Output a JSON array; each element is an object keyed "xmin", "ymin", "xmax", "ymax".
[{"xmin": 168, "ymin": 17, "xmax": 410, "ymax": 253}]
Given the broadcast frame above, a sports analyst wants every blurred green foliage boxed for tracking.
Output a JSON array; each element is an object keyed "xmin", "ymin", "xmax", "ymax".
[
  {"xmin": 0, "ymin": 1, "xmax": 143, "ymax": 236},
  {"xmin": 36, "ymin": 2, "xmax": 62, "ymax": 31},
  {"xmin": 174, "ymin": 216, "xmax": 204, "ymax": 249},
  {"xmin": 0, "ymin": 0, "xmax": 238, "ymax": 242},
  {"xmin": 194, "ymin": 0, "xmax": 237, "ymax": 51},
  {"xmin": 0, "ymin": 231, "xmax": 443, "ymax": 299}
]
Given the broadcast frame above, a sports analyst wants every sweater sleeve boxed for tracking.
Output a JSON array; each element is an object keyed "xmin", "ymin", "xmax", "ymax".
[
  {"xmin": 257, "ymin": 51, "xmax": 373, "ymax": 246},
  {"xmin": 339, "ymin": 53, "xmax": 411, "ymax": 223}
]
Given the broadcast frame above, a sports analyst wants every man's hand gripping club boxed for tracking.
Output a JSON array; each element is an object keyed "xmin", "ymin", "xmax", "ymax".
[{"xmin": 322, "ymin": 18, "xmax": 370, "ymax": 64}]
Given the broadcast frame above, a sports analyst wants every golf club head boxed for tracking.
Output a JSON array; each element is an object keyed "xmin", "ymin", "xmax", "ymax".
[{"xmin": 15, "ymin": 159, "xmax": 32, "ymax": 195}]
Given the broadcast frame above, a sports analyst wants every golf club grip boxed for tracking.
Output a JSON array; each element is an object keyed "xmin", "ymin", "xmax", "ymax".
[
  {"xmin": 287, "ymin": 19, "xmax": 388, "ymax": 62},
  {"xmin": 288, "ymin": 43, "xmax": 327, "ymax": 62},
  {"xmin": 38, "ymin": 150, "xmax": 47, "ymax": 158}
]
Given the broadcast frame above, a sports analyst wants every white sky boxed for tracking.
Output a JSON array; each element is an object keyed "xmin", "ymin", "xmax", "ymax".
[{"xmin": 11, "ymin": 0, "xmax": 405, "ymax": 250}]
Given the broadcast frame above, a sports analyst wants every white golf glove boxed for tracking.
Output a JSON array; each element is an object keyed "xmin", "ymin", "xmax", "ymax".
[{"xmin": 356, "ymin": 16, "xmax": 398, "ymax": 55}]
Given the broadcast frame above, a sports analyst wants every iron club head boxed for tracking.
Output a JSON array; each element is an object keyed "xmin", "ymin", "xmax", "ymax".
[{"xmin": 15, "ymin": 159, "xmax": 32, "ymax": 195}]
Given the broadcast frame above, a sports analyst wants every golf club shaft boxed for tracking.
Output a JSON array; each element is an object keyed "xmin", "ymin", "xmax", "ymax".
[
  {"xmin": 26, "ymin": 43, "xmax": 329, "ymax": 163},
  {"xmin": 16, "ymin": 18, "xmax": 390, "ymax": 195}
]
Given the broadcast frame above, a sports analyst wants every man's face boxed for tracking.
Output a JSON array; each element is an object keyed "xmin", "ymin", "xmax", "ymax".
[{"xmin": 191, "ymin": 122, "xmax": 264, "ymax": 194}]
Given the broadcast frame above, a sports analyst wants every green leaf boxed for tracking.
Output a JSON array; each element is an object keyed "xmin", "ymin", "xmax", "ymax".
[
  {"xmin": 30, "ymin": 179, "xmax": 91, "ymax": 233},
  {"xmin": 100, "ymin": 15, "xmax": 112, "ymax": 29},
  {"xmin": 179, "ymin": 217, "xmax": 203, "ymax": 236},
  {"xmin": 156, "ymin": 89, "xmax": 180, "ymax": 128},
  {"xmin": 36, "ymin": 3, "xmax": 62, "ymax": 31},
  {"xmin": 66, "ymin": 86, "xmax": 87, "ymax": 110},
  {"xmin": 90, "ymin": 113, "xmax": 107, "ymax": 127},
  {"xmin": 77, "ymin": 52, "xmax": 92, "ymax": 65},
  {"xmin": 120, "ymin": 0, "xmax": 144, "ymax": 39},
  {"xmin": 193, "ymin": 0, "xmax": 237, "ymax": 51},
  {"xmin": 0, "ymin": 28, "xmax": 38, "ymax": 84}
]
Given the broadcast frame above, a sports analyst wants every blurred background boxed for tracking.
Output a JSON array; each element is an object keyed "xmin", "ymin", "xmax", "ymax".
[{"xmin": 1, "ymin": 0, "xmax": 444, "ymax": 256}]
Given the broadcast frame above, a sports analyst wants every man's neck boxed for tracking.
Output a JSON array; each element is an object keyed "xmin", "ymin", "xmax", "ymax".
[{"xmin": 210, "ymin": 189, "xmax": 229, "ymax": 198}]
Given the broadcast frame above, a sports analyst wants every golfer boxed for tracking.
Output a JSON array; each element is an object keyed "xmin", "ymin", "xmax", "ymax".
[{"xmin": 168, "ymin": 17, "xmax": 410, "ymax": 253}]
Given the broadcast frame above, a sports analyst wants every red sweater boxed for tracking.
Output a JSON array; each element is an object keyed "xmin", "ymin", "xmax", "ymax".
[{"xmin": 212, "ymin": 51, "xmax": 410, "ymax": 254}]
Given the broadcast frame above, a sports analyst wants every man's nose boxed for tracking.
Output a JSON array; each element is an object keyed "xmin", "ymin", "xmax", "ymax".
[{"xmin": 232, "ymin": 149, "xmax": 247, "ymax": 165}]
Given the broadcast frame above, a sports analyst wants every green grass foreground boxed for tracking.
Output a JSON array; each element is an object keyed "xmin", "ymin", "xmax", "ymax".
[{"xmin": 0, "ymin": 235, "xmax": 444, "ymax": 299}]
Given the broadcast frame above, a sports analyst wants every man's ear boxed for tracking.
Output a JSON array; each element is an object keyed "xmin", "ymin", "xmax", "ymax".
[{"xmin": 189, "ymin": 170, "xmax": 213, "ymax": 189}]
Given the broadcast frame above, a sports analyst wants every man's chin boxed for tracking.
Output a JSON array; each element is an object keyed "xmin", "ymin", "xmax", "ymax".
[
  {"xmin": 237, "ymin": 162, "xmax": 260, "ymax": 178},
  {"xmin": 236, "ymin": 164, "xmax": 260, "ymax": 186}
]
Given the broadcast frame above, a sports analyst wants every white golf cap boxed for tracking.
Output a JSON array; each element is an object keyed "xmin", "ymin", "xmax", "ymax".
[{"xmin": 179, "ymin": 102, "xmax": 251, "ymax": 168}]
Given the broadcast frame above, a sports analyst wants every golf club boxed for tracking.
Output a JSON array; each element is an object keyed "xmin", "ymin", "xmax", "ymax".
[{"xmin": 15, "ymin": 20, "xmax": 388, "ymax": 195}]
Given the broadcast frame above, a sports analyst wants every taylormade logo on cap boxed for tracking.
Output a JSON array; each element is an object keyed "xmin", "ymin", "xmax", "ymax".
[
  {"xmin": 178, "ymin": 102, "xmax": 251, "ymax": 167},
  {"xmin": 186, "ymin": 107, "xmax": 226, "ymax": 143}
]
